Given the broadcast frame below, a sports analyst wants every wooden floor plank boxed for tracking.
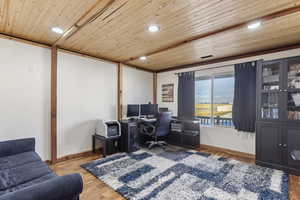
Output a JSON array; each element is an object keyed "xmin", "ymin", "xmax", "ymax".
[{"xmin": 50, "ymin": 147, "xmax": 299, "ymax": 200}]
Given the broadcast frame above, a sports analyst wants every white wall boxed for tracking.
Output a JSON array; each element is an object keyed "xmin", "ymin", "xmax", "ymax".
[
  {"xmin": 157, "ymin": 72, "xmax": 178, "ymax": 115},
  {"xmin": 157, "ymin": 47, "xmax": 300, "ymax": 155},
  {"xmin": 0, "ymin": 38, "xmax": 154, "ymax": 159},
  {"xmin": 0, "ymin": 38, "xmax": 51, "ymax": 160},
  {"xmin": 57, "ymin": 52, "xmax": 117, "ymax": 158},
  {"xmin": 3, "ymin": 35, "xmax": 300, "ymax": 157},
  {"xmin": 122, "ymin": 66, "xmax": 153, "ymax": 118}
]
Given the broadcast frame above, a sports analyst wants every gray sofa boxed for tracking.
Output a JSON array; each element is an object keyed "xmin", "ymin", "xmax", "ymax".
[{"xmin": 0, "ymin": 138, "xmax": 83, "ymax": 200}]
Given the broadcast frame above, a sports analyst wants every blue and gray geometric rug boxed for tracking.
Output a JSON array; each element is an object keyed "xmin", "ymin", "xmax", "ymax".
[{"xmin": 81, "ymin": 146, "xmax": 288, "ymax": 200}]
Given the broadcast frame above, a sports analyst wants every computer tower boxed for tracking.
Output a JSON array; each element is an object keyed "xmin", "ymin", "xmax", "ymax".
[{"xmin": 120, "ymin": 120, "xmax": 140, "ymax": 153}]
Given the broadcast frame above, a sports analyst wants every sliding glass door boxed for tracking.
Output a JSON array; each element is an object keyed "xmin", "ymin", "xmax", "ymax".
[{"xmin": 195, "ymin": 74, "xmax": 234, "ymax": 127}]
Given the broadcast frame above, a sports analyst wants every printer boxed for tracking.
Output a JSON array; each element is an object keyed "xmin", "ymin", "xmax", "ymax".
[{"xmin": 95, "ymin": 120, "xmax": 121, "ymax": 138}]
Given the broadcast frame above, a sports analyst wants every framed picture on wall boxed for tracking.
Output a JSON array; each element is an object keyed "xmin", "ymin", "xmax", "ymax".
[{"xmin": 162, "ymin": 84, "xmax": 174, "ymax": 102}]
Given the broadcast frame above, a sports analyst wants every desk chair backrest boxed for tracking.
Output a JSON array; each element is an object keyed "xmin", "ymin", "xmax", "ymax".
[{"xmin": 155, "ymin": 112, "xmax": 172, "ymax": 137}]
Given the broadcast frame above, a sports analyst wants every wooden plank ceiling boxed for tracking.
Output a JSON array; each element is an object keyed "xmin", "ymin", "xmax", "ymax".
[{"xmin": 1, "ymin": 0, "xmax": 300, "ymax": 71}]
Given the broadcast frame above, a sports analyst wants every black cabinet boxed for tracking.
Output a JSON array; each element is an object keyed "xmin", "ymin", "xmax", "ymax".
[
  {"xmin": 167, "ymin": 131, "xmax": 181, "ymax": 145},
  {"xmin": 167, "ymin": 119, "xmax": 200, "ymax": 148},
  {"xmin": 257, "ymin": 56, "xmax": 300, "ymax": 122},
  {"xmin": 256, "ymin": 122, "xmax": 300, "ymax": 175},
  {"xmin": 256, "ymin": 56, "xmax": 300, "ymax": 175},
  {"xmin": 285, "ymin": 127, "xmax": 300, "ymax": 170},
  {"xmin": 256, "ymin": 122, "xmax": 282, "ymax": 165}
]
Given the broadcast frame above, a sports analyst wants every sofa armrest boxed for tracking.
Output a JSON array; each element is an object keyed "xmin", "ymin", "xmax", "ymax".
[
  {"xmin": 0, "ymin": 138, "xmax": 35, "ymax": 157},
  {"xmin": 0, "ymin": 173, "xmax": 83, "ymax": 200}
]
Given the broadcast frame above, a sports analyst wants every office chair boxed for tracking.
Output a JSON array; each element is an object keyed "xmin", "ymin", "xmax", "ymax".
[{"xmin": 140, "ymin": 112, "xmax": 172, "ymax": 149}]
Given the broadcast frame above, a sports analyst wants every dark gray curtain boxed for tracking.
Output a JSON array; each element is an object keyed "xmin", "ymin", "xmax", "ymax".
[
  {"xmin": 178, "ymin": 71, "xmax": 195, "ymax": 119},
  {"xmin": 233, "ymin": 61, "xmax": 257, "ymax": 132}
]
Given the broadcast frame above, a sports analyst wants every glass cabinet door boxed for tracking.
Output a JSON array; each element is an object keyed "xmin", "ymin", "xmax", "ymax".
[
  {"xmin": 262, "ymin": 62, "xmax": 280, "ymax": 91},
  {"xmin": 286, "ymin": 58, "xmax": 300, "ymax": 121},
  {"xmin": 260, "ymin": 61, "xmax": 281, "ymax": 120},
  {"xmin": 287, "ymin": 92, "xmax": 300, "ymax": 120},
  {"xmin": 288, "ymin": 59, "xmax": 300, "ymax": 89},
  {"xmin": 261, "ymin": 92, "xmax": 279, "ymax": 120}
]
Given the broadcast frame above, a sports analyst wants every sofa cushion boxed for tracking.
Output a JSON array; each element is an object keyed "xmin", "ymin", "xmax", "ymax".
[
  {"xmin": 0, "ymin": 173, "xmax": 56, "ymax": 196},
  {"xmin": 0, "ymin": 152, "xmax": 41, "ymax": 170},
  {"xmin": 0, "ymin": 174, "xmax": 82, "ymax": 200},
  {"xmin": 0, "ymin": 138, "xmax": 82, "ymax": 200},
  {"xmin": 0, "ymin": 159, "xmax": 54, "ymax": 191},
  {"xmin": 0, "ymin": 138, "xmax": 35, "ymax": 158}
]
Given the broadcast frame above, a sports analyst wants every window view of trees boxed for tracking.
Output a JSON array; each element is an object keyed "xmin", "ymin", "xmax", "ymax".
[{"xmin": 195, "ymin": 74, "xmax": 234, "ymax": 127}]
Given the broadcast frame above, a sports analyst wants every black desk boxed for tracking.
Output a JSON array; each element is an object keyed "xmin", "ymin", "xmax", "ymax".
[
  {"xmin": 92, "ymin": 134, "xmax": 121, "ymax": 157},
  {"xmin": 92, "ymin": 119, "xmax": 157, "ymax": 157},
  {"xmin": 118, "ymin": 118, "xmax": 200, "ymax": 153}
]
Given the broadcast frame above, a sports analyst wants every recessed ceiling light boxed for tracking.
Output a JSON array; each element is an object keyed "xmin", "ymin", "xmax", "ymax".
[
  {"xmin": 148, "ymin": 25, "xmax": 160, "ymax": 32},
  {"xmin": 139, "ymin": 56, "xmax": 147, "ymax": 60},
  {"xmin": 51, "ymin": 27, "xmax": 64, "ymax": 34},
  {"xmin": 247, "ymin": 21, "xmax": 261, "ymax": 29}
]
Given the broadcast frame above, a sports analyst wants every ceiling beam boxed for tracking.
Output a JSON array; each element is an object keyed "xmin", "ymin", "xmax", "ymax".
[
  {"xmin": 124, "ymin": 5, "xmax": 300, "ymax": 63},
  {"xmin": 51, "ymin": 0, "xmax": 152, "ymax": 72},
  {"xmin": 156, "ymin": 42, "xmax": 300, "ymax": 73},
  {"xmin": 53, "ymin": 0, "xmax": 117, "ymax": 46}
]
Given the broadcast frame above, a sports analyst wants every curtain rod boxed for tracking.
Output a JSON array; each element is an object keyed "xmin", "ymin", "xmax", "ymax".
[
  {"xmin": 174, "ymin": 61, "xmax": 256, "ymax": 75},
  {"xmin": 174, "ymin": 64, "xmax": 233, "ymax": 75}
]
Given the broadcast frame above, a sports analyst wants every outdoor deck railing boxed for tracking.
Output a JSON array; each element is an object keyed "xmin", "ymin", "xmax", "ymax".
[{"xmin": 196, "ymin": 116, "xmax": 233, "ymax": 127}]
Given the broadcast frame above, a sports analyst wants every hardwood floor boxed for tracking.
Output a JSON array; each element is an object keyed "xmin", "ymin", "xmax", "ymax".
[
  {"xmin": 50, "ymin": 153, "xmax": 124, "ymax": 200},
  {"xmin": 50, "ymin": 147, "xmax": 300, "ymax": 200}
]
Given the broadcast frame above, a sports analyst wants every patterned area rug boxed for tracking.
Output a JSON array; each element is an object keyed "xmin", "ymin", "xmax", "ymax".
[{"xmin": 81, "ymin": 146, "xmax": 288, "ymax": 200}]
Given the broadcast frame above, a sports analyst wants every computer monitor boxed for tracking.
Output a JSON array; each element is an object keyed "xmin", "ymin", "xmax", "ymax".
[
  {"xmin": 127, "ymin": 104, "xmax": 140, "ymax": 118},
  {"xmin": 140, "ymin": 104, "xmax": 158, "ymax": 116}
]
